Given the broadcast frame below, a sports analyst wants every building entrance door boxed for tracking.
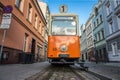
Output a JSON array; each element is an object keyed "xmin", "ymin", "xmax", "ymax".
[{"xmin": 31, "ymin": 39, "xmax": 36, "ymax": 54}]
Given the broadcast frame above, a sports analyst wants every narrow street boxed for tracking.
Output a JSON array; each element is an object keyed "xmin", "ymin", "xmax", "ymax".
[
  {"xmin": 0, "ymin": 0, "xmax": 120, "ymax": 80},
  {"xmin": 26, "ymin": 65, "xmax": 84, "ymax": 80},
  {"xmin": 0, "ymin": 62, "xmax": 120, "ymax": 80}
]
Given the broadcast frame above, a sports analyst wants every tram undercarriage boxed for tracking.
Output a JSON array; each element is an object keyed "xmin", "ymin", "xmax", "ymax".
[{"xmin": 49, "ymin": 58, "xmax": 79, "ymax": 65}]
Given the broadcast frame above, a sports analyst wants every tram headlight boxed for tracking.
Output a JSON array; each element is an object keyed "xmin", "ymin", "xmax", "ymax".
[{"xmin": 60, "ymin": 45, "xmax": 68, "ymax": 52}]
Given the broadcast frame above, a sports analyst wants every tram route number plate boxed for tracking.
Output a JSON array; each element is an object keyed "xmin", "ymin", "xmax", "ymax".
[{"xmin": 59, "ymin": 54, "xmax": 69, "ymax": 58}]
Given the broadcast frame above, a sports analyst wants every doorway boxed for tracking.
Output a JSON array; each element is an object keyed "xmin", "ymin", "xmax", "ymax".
[{"xmin": 31, "ymin": 39, "xmax": 36, "ymax": 54}]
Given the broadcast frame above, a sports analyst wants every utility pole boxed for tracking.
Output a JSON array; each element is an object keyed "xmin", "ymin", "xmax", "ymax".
[
  {"xmin": 0, "ymin": 30, "xmax": 6, "ymax": 62},
  {"xmin": 0, "ymin": 5, "xmax": 13, "ymax": 63}
]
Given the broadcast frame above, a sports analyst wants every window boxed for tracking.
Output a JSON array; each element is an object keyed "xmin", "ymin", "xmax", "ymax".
[
  {"xmin": 51, "ymin": 16, "xmax": 77, "ymax": 35},
  {"xmin": 109, "ymin": 21, "xmax": 115, "ymax": 34},
  {"xmin": 106, "ymin": 2, "xmax": 111, "ymax": 16},
  {"xmin": 118, "ymin": 37, "xmax": 120, "ymax": 50},
  {"xmin": 27, "ymin": 4, "xmax": 32, "ymax": 22},
  {"xmin": 87, "ymin": 26, "xmax": 89, "ymax": 35},
  {"xmin": 89, "ymin": 25, "xmax": 91, "ymax": 33},
  {"xmin": 101, "ymin": 29, "xmax": 105, "ymax": 39},
  {"xmin": 112, "ymin": 42, "xmax": 118, "ymax": 56},
  {"xmin": 94, "ymin": 34, "xmax": 97, "ymax": 42},
  {"xmin": 42, "ymin": 27, "xmax": 44, "ymax": 36},
  {"xmin": 2, "ymin": 51, "xmax": 9, "ymax": 61},
  {"xmin": 95, "ymin": 7, "xmax": 98, "ymax": 16},
  {"xmin": 89, "ymin": 37, "xmax": 91, "ymax": 47},
  {"xmin": 94, "ymin": 22, "xmax": 96, "ymax": 28},
  {"xmin": 15, "ymin": 0, "xmax": 24, "ymax": 11},
  {"xmin": 38, "ymin": 21, "xmax": 42, "ymax": 34},
  {"xmin": 87, "ymin": 37, "xmax": 91, "ymax": 47},
  {"xmin": 100, "ymin": 15, "xmax": 102, "ymax": 23},
  {"xmin": 23, "ymin": 33, "xmax": 28, "ymax": 51},
  {"xmin": 34, "ymin": 14, "xmax": 37, "ymax": 29},
  {"xmin": 117, "ymin": 14, "xmax": 120, "ymax": 29},
  {"xmin": 0, "ymin": 6, "xmax": 3, "ymax": 24},
  {"xmin": 90, "ymin": 37, "xmax": 93, "ymax": 46},
  {"xmin": 86, "ymin": 27, "xmax": 88, "ymax": 34},
  {"xmin": 114, "ymin": 0, "xmax": 120, "ymax": 8},
  {"xmin": 97, "ymin": 34, "xmax": 99, "ymax": 41},
  {"xmin": 98, "ymin": 32, "xmax": 100, "ymax": 41},
  {"xmin": 87, "ymin": 25, "xmax": 91, "ymax": 35},
  {"xmin": 97, "ymin": 19, "xmax": 99, "ymax": 26},
  {"xmin": 16, "ymin": 0, "xmax": 21, "ymax": 8},
  {"xmin": 37, "ymin": 21, "xmax": 40, "ymax": 30}
]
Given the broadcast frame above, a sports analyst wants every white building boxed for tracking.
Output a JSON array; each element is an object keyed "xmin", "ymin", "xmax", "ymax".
[
  {"xmin": 102, "ymin": 0, "xmax": 120, "ymax": 61},
  {"xmin": 38, "ymin": 1, "xmax": 50, "ymax": 61}
]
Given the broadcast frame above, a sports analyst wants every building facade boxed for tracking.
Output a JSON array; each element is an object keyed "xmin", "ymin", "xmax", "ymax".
[
  {"xmin": 0, "ymin": 0, "xmax": 46, "ymax": 64},
  {"xmin": 92, "ymin": 1, "xmax": 108, "ymax": 62},
  {"xmin": 80, "ymin": 24, "xmax": 88, "ymax": 61},
  {"xmin": 85, "ymin": 15, "xmax": 94, "ymax": 61},
  {"xmin": 102, "ymin": 0, "xmax": 120, "ymax": 61},
  {"xmin": 38, "ymin": 2, "xmax": 50, "ymax": 61}
]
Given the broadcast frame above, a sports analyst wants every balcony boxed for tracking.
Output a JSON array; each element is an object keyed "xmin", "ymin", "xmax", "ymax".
[{"xmin": 106, "ymin": 30, "xmax": 120, "ymax": 41}]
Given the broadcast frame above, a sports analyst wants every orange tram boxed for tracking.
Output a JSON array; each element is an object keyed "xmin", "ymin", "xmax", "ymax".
[{"xmin": 47, "ymin": 14, "xmax": 80, "ymax": 65}]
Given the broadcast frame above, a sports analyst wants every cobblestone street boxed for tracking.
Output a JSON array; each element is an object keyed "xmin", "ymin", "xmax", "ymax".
[
  {"xmin": 0, "ymin": 62, "xmax": 119, "ymax": 80},
  {"xmin": 26, "ymin": 64, "xmax": 111, "ymax": 80},
  {"xmin": 26, "ymin": 65, "xmax": 83, "ymax": 80}
]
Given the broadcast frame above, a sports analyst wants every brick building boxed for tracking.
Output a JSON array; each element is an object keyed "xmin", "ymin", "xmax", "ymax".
[{"xmin": 0, "ymin": 0, "xmax": 46, "ymax": 64}]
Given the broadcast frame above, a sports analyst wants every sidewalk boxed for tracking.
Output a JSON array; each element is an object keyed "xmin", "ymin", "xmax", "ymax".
[
  {"xmin": 0, "ymin": 62, "xmax": 50, "ymax": 80},
  {"xmin": 84, "ymin": 62, "xmax": 120, "ymax": 80}
]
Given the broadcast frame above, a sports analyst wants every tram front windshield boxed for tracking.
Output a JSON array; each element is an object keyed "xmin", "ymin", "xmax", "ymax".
[{"xmin": 51, "ymin": 16, "xmax": 77, "ymax": 35}]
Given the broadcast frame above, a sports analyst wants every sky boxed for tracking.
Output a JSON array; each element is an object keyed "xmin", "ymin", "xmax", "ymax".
[{"xmin": 40, "ymin": 0, "xmax": 98, "ymax": 26}]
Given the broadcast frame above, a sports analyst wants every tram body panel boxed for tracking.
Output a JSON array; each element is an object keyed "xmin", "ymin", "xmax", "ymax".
[{"xmin": 48, "ymin": 36, "xmax": 80, "ymax": 59}]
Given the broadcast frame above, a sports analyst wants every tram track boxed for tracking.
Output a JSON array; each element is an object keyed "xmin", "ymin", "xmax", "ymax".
[
  {"xmin": 48, "ymin": 65, "xmax": 83, "ymax": 80},
  {"xmin": 25, "ymin": 65, "xmax": 84, "ymax": 80},
  {"xmin": 25, "ymin": 65, "xmax": 53, "ymax": 80},
  {"xmin": 25, "ymin": 64, "xmax": 112, "ymax": 80}
]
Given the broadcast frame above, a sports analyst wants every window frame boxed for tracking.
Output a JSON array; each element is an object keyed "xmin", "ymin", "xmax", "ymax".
[
  {"xmin": 34, "ymin": 14, "xmax": 38, "ymax": 29},
  {"xmin": 23, "ymin": 33, "xmax": 28, "ymax": 52},
  {"xmin": 27, "ymin": 3, "xmax": 32, "ymax": 22},
  {"xmin": 15, "ymin": 0, "xmax": 24, "ymax": 12},
  {"xmin": 111, "ymin": 42, "xmax": 118, "ymax": 56},
  {"xmin": 108, "ymin": 20, "xmax": 115, "ymax": 34},
  {"xmin": 106, "ymin": 1, "xmax": 111, "ymax": 16}
]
